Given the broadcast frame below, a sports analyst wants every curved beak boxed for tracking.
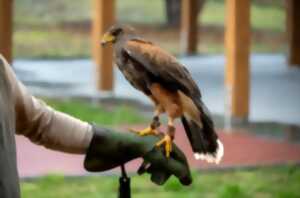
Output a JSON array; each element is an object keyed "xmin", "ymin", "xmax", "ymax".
[{"xmin": 101, "ymin": 33, "xmax": 115, "ymax": 46}]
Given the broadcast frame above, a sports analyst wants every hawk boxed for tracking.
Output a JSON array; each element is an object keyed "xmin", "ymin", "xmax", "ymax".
[{"xmin": 101, "ymin": 25, "xmax": 223, "ymax": 163}]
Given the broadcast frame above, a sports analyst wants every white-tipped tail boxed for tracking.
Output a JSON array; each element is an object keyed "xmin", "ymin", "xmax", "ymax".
[{"xmin": 194, "ymin": 139, "xmax": 224, "ymax": 164}]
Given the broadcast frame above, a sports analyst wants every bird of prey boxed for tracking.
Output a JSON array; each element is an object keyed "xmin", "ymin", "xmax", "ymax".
[{"xmin": 101, "ymin": 25, "xmax": 223, "ymax": 163}]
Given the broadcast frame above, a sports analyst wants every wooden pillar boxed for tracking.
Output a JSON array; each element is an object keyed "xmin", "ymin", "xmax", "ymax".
[
  {"xmin": 225, "ymin": 0, "xmax": 250, "ymax": 126},
  {"xmin": 0, "ymin": 0, "xmax": 13, "ymax": 64},
  {"xmin": 286, "ymin": 0, "xmax": 300, "ymax": 67},
  {"xmin": 92, "ymin": 0, "xmax": 115, "ymax": 91},
  {"xmin": 180, "ymin": 0, "xmax": 198, "ymax": 55}
]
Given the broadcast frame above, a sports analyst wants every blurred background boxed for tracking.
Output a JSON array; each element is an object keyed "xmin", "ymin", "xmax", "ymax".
[
  {"xmin": 13, "ymin": 0, "xmax": 285, "ymax": 58},
  {"xmin": 1, "ymin": 0, "xmax": 300, "ymax": 197}
]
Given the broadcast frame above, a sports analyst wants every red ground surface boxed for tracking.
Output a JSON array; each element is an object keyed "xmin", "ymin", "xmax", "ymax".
[{"xmin": 16, "ymin": 125, "xmax": 300, "ymax": 178}]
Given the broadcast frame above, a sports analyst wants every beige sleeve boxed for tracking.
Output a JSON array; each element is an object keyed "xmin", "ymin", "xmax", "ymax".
[{"xmin": 1, "ymin": 55, "xmax": 93, "ymax": 154}]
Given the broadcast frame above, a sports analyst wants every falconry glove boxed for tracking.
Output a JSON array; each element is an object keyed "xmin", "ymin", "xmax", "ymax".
[{"xmin": 84, "ymin": 125, "xmax": 192, "ymax": 185}]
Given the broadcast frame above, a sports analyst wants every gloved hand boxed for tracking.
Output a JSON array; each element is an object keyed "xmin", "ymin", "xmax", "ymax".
[{"xmin": 84, "ymin": 125, "xmax": 192, "ymax": 185}]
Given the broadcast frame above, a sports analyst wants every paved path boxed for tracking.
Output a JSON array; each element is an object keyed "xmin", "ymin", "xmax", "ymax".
[
  {"xmin": 13, "ymin": 54, "xmax": 300, "ymax": 125},
  {"xmin": 17, "ymin": 125, "xmax": 300, "ymax": 178}
]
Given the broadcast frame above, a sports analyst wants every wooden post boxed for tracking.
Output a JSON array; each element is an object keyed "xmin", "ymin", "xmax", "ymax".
[
  {"xmin": 0, "ymin": 0, "xmax": 13, "ymax": 64},
  {"xmin": 92, "ymin": 0, "xmax": 115, "ymax": 91},
  {"xmin": 286, "ymin": 0, "xmax": 300, "ymax": 67},
  {"xmin": 225, "ymin": 0, "xmax": 250, "ymax": 126},
  {"xmin": 180, "ymin": 0, "xmax": 198, "ymax": 55}
]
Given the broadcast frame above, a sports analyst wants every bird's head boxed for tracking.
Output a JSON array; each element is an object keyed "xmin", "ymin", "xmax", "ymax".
[{"xmin": 101, "ymin": 24, "xmax": 135, "ymax": 46}]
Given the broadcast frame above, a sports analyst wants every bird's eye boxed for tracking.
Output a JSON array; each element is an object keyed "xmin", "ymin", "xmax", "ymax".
[{"xmin": 112, "ymin": 28, "xmax": 122, "ymax": 36}]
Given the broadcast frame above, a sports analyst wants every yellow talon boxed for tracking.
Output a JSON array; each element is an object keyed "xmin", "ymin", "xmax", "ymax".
[
  {"xmin": 129, "ymin": 127, "xmax": 159, "ymax": 136},
  {"xmin": 156, "ymin": 135, "xmax": 172, "ymax": 158}
]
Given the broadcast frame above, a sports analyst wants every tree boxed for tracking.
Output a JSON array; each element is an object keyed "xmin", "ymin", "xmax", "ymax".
[{"xmin": 165, "ymin": 0, "xmax": 206, "ymax": 27}]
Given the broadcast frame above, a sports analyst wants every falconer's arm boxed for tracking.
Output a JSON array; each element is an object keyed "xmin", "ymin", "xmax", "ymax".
[{"xmin": 0, "ymin": 55, "xmax": 93, "ymax": 154}]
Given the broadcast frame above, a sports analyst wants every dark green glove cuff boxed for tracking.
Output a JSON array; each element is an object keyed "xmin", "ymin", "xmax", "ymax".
[{"xmin": 84, "ymin": 125, "xmax": 156, "ymax": 171}]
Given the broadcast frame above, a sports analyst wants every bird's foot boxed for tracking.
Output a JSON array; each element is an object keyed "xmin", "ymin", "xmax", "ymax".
[
  {"xmin": 129, "ymin": 126, "xmax": 159, "ymax": 136},
  {"xmin": 156, "ymin": 134, "xmax": 172, "ymax": 158}
]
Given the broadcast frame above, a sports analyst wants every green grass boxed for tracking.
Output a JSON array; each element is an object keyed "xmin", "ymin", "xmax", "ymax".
[
  {"xmin": 44, "ymin": 99, "xmax": 146, "ymax": 127},
  {"xmin": 21, "ymin": 166, "xmax": 300, "ymax": 198},
  {"xmin": 201, "ymin": 0, "xmax": 285, "ymax": 32},
  {"xmin": 14, "ymin": 0, "xmax": 166, "ymax": 26},
  {"xmin": 13, "ymin": 0, "xmax": 285, "ymax": 59},
  {"xmin": 250, "ymin": 2, "xmax": 285, "ymax": 32},
  {"xmin": 14, "ymin": 29, "xmax": 91, "ymax": 59},
  {"xmin": 15, "ymin": 0, "xmax": 285, "ymax": 30},
  {"xmin": 14, "ymin": 0, "xmax": 91, "ymax": 26},
  {"xmin": 117, "ymin": 0, "xmax": 166, "ymax": 25}
]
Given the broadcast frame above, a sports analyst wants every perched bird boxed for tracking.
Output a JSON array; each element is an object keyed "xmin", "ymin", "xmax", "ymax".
[{"xmin": 101, "ymin": 25, "xmax": 223, "ymax": 163}]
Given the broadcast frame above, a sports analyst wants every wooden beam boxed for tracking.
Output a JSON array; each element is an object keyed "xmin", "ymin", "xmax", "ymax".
[
  {"xmin": 286, "ymin": 0, "xmax": 300, "ymax": 67},
  {"xmin": 0, "ymin": 0, "xmax": 13, "ymax": 64},
  {"xmin": 92, "ymin": 0, "xmax": 115, "ymax": 91},
  {"xmin": 225, "ymin": 0, "xmax": 251, "ymax": 124},
  {"xmin": 180, "ymin": 0, "xmax": 198, "ymax": 55}
]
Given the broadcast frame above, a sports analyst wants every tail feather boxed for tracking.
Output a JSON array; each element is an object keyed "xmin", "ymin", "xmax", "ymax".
[
  {"xmin": 194, "ymin": 140, "xmax": 224, "ymax": 164},
  {"xmin": 181, "ymin": 101, "xmax": 224, "ymax": 164}
]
